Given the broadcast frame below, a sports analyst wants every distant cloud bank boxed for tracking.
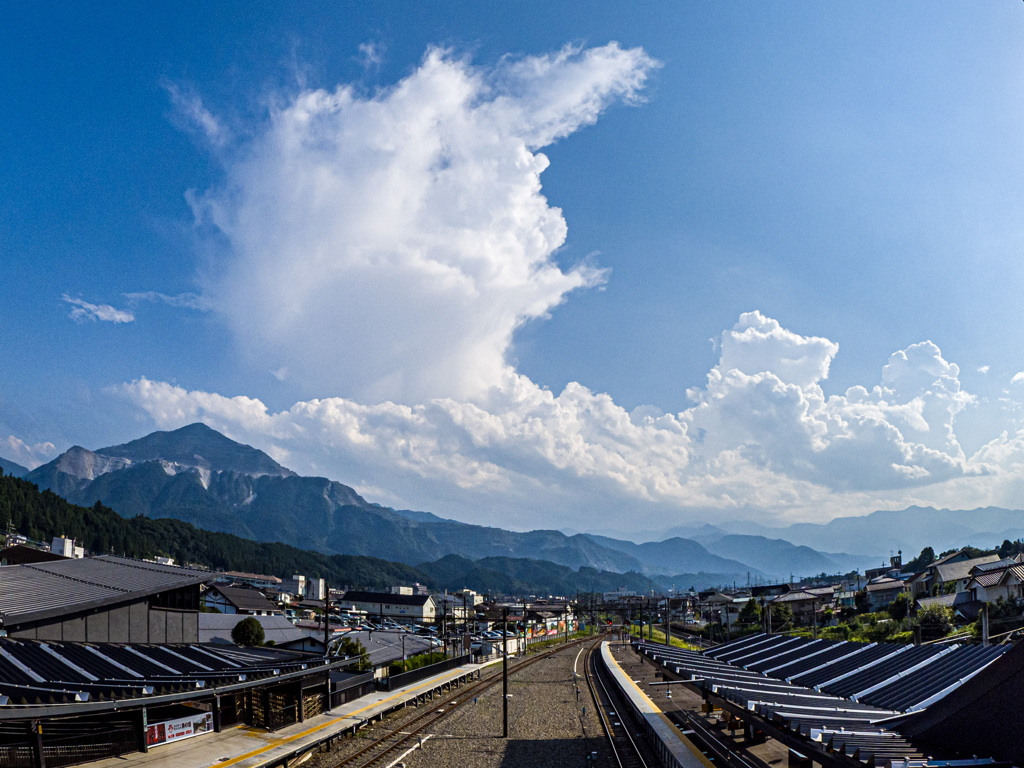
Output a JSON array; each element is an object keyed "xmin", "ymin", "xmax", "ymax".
[{"xmin": 117, "ymin": 310, "xmax": 1024, "ymax": 533}]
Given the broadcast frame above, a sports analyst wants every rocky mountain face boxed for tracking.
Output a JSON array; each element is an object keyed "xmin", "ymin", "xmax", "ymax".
[
  {"xmin": 23, "ymin": 423, "xmax": 881, "ymax": 585},
  {"xmin": 97, "ymin": 423, "xmax": 296, "ymax": 478},
  {"xmin": 23, "ymin": 424, "xmax": 651, "ymax": 574}
]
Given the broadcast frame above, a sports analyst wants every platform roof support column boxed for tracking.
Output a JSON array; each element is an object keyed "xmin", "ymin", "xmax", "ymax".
[
  {"xmin": 136, "ymin": 706, "xmax": 149, "ymax": 754},
  {"xmin": 30, "ymin": 719, "xmax": 46, "ymax": 768}
]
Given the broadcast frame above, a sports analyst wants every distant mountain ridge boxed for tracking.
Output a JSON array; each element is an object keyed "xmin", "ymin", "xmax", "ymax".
[
  {"xmin": 25, "ymin": 425, "xmax": 661, "ymax": 576},
  {"xmin": 0, "ymin": 456, "xmax": 29, "ymax": 478},
  {"xmin": 24, "ymin": 423, "xmax": 880, "ymax": 587},
  {"xmin": 714, "ymin": 506, "xmax": 1024, "ymax": 560}
]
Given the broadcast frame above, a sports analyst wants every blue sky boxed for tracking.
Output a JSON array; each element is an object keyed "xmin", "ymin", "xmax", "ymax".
[{"xmin": 4, "ymin": 3, "xmax": 1024, "ymax": 537}]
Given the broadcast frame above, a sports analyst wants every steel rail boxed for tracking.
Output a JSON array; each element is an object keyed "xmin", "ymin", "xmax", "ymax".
[
  {"xmin": 585, "ymin": 642, "xmax": 651, "ymax": 768},
  {"xmin": 322, "ymin": 634, "xmax": 598, "ymax": 768}
]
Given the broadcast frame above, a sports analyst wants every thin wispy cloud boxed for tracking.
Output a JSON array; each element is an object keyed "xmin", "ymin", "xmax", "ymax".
[
  {"xmin": 62, "ymin": 295, "xmax": 135, "ymax": 324},
  {"xmin": 357, "ymin": 41, "xmax": 384, "ymax": 70},
  {"xmin": 123, "ymin": 291, "xmax": 211, "ymax": 311},
  {"xmin": 164, "ymin": 81, "xmax": 230, "ymax": 148}
]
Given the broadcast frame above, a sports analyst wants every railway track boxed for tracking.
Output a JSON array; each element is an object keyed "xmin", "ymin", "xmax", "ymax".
[
  {"xmin": 584, "ymin": 641, "xmax": 654, "ymax": 768},
  {"xmin": 319, "ymin": 635, "xmax": 598, "ymax": 768},
  {"xmin": 585, "ymin": 641, "xmax": 770, "ymax": 768},
  {"xmin": 662, "ymin": 709, "xmax": 765, "ymax": 768}
]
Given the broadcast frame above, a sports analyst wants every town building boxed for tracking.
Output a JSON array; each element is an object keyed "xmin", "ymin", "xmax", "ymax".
[
  {"xmin": 341, "ymin": 590, "xmax": 436, "ymax": 623},
  {"xmin": 0, "ymin": 554, "xmax": 209, "ymax": 643},
  {"xmin": 865, "ymin": 576, "xmax": 906, "ymax": 611},
  {"xmin": 203, "ymin": 584, "xmax": 283, "ymax": 616}
]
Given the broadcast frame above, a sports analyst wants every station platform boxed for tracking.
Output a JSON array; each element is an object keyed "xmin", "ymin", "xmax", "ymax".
[{"xmin": 87, "ymin": 657, "xmax": 500, "ymax": 768}]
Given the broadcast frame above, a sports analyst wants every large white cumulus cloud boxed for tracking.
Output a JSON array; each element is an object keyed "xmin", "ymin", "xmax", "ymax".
[
  {"xmin": 193, "ymin": 43, "xmax": 657, "ymax": 403},
  {"xmin": 117, "ymin": 312, "xmax": 1015, "ymax": 531},
  {"xmin": 125, "ymin": 44, "xmax": 1024, "ymax": 532}
]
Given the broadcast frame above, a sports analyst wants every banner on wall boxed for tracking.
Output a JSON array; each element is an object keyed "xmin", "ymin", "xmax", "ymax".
[{"xmin": 146, "ymin": 711, "xmax": 213, "ymax": 747}]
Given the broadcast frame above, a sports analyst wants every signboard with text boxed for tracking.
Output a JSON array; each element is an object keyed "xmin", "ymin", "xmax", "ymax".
[{"xmin": 146, "ymin": 712, "xmax": 213, "ymax": 747}]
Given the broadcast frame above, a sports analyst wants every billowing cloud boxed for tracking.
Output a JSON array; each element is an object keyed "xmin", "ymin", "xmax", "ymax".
[
  {"xmin": 4, "ymin": 435, "xmax": 57, "ymax": 469},
  {"xmin": 116, "ymin": 312, "xmax": 1019, "ymax": 531},
  {"xmin": 62, "ymin": 295, "xmax": 134, "ymax": 324},
  {"xmin": 110, "ymin": 45, "xmax": 1024, "ymax": 534},
  {"xmin": 189, "ymin": 43, "xmax": 657, "ymax": 403}
]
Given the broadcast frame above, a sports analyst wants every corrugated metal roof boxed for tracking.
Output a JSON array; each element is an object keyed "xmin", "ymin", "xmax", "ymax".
[
  {"xmin": 639, "ymin": 635, "xmax": 1012, "ymax": 765},
  {"xmin": 206, "ymin": 584, "xmax": 280, "ymax": 613},
  {"xmin": 0, "ymin": 555, "xmax": 212, "ymax": 627},
  {"xmin": 198, "ymin": 614, "xmax": 307, "ymax": 645},
  {"xmin": 0, "ymin": 637, "xmax": 326, "ymax": 706}
]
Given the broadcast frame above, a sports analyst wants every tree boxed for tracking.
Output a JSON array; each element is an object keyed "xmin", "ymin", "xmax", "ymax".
[
  {"xmin": 770, "ymin": 602, "xmax": 793, "ymax": 632},
  {"xmin": 998, "ymin": 539, "xmax": 1024, "ymax": 559},
  {"xmin": 338, "ymin": 637, "xmax": 371, "ymax": 671},
  {"xmin": 904, "ymin": 546, "xmax": 936, "ymax": 574},
  {"xmin": 854, "ymin": 590, "xmax": 869, "ymax": 614},
  {"xmin": 887, "ymin": 592, "xmax": 911, "ymax": 622},
  {"xmin": 915, "ymin": 604, "xmax": 954, "ymax": 641},
  {"xmin": 738, "ymin": 598, "xmax": 761, "ymax": 628},
  {"xmin": 231, "ymin": 616, "xmax": 265, "ymax": 646}
]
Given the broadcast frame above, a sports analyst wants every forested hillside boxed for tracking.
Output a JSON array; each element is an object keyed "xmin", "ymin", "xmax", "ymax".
[
  {"xmin": 0, "ymin": 471, "xmax": 651, "ymax": 596},
  {"xmin": 0, "ymin": 470, "xmax": 425, "ymax": 589}
]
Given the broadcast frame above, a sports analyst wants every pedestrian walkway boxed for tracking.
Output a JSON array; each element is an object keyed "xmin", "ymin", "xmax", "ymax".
[{"xmin": 87, "ymin": 657, "xmax": 500, "ymax": 768}]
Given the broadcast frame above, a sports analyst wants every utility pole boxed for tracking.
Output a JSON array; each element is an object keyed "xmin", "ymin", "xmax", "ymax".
[
  {"xmin": 502, "ymin": 606, "xmax": 509, "ymax": 738},
  {"xmin": 665, "ymin": 592, "xmax": 672, "ymax": 648},
  {"xmin": 522, "ymin": 597, "xmax": 528, "ymax": 655},
  {"xmin": 323, "ymin": 584, "xmax": 331, "ymax": 656}
]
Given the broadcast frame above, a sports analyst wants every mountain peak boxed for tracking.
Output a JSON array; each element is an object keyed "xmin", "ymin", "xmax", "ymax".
[
  {"xmin": 96, "ymin": 423, "xmax": 296, "ymax": 478},
  {"xmin": 53, "ymin": 446, "xmax": 134, "ymax": 481}
]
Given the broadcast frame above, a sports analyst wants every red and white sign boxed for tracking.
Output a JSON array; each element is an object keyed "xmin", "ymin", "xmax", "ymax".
[{"xmin": 146, "ymin": 712, "xmax": 213, "ymax": 747}]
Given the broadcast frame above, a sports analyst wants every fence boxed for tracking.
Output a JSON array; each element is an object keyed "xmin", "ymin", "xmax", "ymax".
[
  {"xmin": 378, "ymin": 654, "xmax": 472, "ymax": 691},
  {"xmin": 331, "ymin": 672, "xmax": 375, "ymax": 707}
]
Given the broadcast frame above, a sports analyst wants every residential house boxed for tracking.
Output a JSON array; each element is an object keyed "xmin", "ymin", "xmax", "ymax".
[
  {"xmin": 700, "ymin": 592, "xmax": 741, "ymax": 627},
  {"xmin": 342, "ymin": 590, "xmax": 436, "ymax": 624},
  {"xmin": 865, "ymin": 552, "xmax": 904, "ymax": 581},
  {"xmin": 772, "ymin": 589, "xmax": 827, "ymax": 626},
  {"xmin": 908, "ymin": 550, "xmax": 1002, "ymax": 597},
  {"xmin": 967, "ymin": 561, "xmax": 1024, "ymax": 605},
  {"xmin": 865, "ymin": 577, "xmax": 906, "ymax": 612},
  {"xmin": 203, "ymin": 584, "xmax": 283, "ymax": 616}
]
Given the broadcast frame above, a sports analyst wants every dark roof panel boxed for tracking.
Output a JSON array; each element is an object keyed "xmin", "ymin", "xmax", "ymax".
[{"xmin": 0, "ymin": 556, "xmax": 213, "ymax": 627}]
